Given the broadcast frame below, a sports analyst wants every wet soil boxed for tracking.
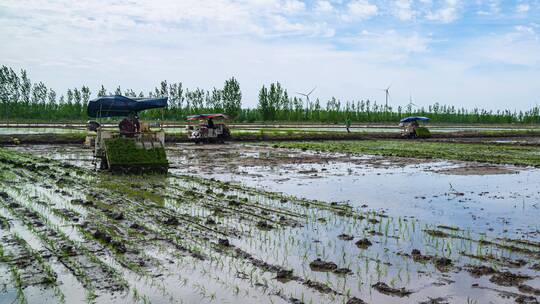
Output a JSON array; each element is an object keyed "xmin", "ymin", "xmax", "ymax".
[
  {"xmin": 434, "ymin": 164, "xmax": 519, "ymax": 175},
  {"xmin": 372, "ymin": 282, "xmax": 412, "ymax": 297},
  {"xmin": 1, "ymin": 143, "xmax": 540, "ymax": 303}
]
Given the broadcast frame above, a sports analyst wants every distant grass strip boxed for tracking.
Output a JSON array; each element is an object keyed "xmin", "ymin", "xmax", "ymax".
[{"xmin": 270, "ymin": 140, "xmax": 540, "ymax": 166}]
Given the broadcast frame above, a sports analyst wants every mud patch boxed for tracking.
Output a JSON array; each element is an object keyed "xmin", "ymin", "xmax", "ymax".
[
  {"xmin": 466, "ymin": 264, "xmax": 496, "ymax": 277},
  {"xmin": 309, "ymin": 258, "xmax": 337, "ymax": 272},
  {"xmin": 372, "ymin": 282, "xmax": 412, "ymax": 297},
  {"xmin": 434, "ymin": 164, "xmax": 518, "ymax": 175},
  {"xmin": 489, "ymin": 271, "xmax": 531, "ymax": 287}
]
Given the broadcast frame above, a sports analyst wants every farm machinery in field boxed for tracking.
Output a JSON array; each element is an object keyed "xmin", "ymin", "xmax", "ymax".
[
  {"xmin": 399, "ymin": 116, "xmax": 431, "ymax": 139},
  {"xmin": 85, "ymin": 95, "xmax": 169, "ymax": 173},
  {"xmin": 186, "ymin": 113, "xmax": 231, "ymax": 144}
]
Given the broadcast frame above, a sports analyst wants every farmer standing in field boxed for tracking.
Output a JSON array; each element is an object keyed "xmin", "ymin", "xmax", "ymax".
[{"xmin": 345, "ymin": 118, "xmax": 351, "ymax": 133}]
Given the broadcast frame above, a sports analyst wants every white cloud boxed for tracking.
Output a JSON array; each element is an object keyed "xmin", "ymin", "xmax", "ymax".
[
  {"xmin": 347, "ymin": 30, "xmax": 430, "ymax": 61},
  {"xmin": 282, "ymin": 0, "xmax": 306, "ymax": 14},
  {"xmin": 0, "ymin": 0, "xmax": 338, "ymax": 40},
  {"xmin": 270, "ymin": 15, "xmax": 305, "ymax": 32},
  {"xmin": 516, "ymin": 3, "xmax": 530, "ymax": 13},
  {"xmin": 1, "ymin": 0, "xmax": 539, "ymax": 110},
  {"xmin": 345, "ymin": 0, "xmax": 378, "ymax": 21},
  {"xmin": 314, "ymin": 0, "xmax": 334, "ymax": 13},
  {"xmin": 393, "ymin": 0, "xmax": 416, "ymax": 21},
  {"xmin": 463, "ymin": 28, "xmax": 540, "ymax": 68},
  {"xmin": 513, "ymin": 25, "xmax": 535, "ymax": 36},
  {"xmin": 426, "ymin": 0, "xmax": 461, "ymax": 23},
  {"xmin": 476, "ymin": 0, "xmax": 501, "ymax": 16}
]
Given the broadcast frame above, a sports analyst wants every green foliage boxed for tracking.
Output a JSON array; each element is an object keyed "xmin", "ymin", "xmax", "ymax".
[
  {"xmin": 415, "ymin": 127, "xmax": 431, "ymax": 138},
  {"xmin": 257, "ymin": 82, "xmax": 296, "ymax": 121},
  {"xmin": 104, "ymin": 137, "xmax": 168, "ymax": 167},
  {"xmin": 1, "ymin": 64, "xmax": 540, "ymax": 124},
  {"xmin": 271, "ymin": 140, "xmax": 540, "ymax": 166},
  {"xmin": 222, "ymin": 77, "xmax": 242, "ymax": 118}
]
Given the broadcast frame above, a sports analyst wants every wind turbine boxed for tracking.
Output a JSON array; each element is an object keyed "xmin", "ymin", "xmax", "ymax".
[
  {"xmin": 406, "ymin": 92, "xmax": 417, "ymax": 111},
  {"xmin": 296, "ymin": 87, "xmax": 317, "ymax": 111},
  {"xmin": 379, "ymin": 84, "xmax": 391, "ymax": 108}
]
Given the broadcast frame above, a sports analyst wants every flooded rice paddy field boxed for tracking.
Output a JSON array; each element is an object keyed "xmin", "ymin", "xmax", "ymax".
[{"xmin": 1, "ymin": 143, "xmax": 539, "ymax": 304}]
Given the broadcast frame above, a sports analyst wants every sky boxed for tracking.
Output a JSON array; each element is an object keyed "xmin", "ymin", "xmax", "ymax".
[{"xmin": 1, "ymin": 0, "xmax": 539, "ymax": 110}]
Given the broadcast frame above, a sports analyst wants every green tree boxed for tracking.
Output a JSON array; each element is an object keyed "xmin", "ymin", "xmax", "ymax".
[
  {"xmin": 160, "ymin": 80, "xmax": 168, "ymax": 97},
  {"xmin": 258, "ymin": 85, "xmax": 270, "ymax": 120},
  {"xmin": 47, "ymin": 89, "xmax": 56, "ymax": 105},
  {"xmin": 20, "ymin": 69, "xmax": 31, "ymax": 106},
  {"xmin": 222, "ymin": 77, "xmax": 242, "ymax": 118},
  {"xmin": 210, "ymin": 87, "xmax": 222, "ymax": 111},
  {"xmin": 97, "ymin": 85, "xmax": 107, "ymax": 97},
  {"xmin": 73, "ymin": 88, "xmax": 82, "ymax": 118}
]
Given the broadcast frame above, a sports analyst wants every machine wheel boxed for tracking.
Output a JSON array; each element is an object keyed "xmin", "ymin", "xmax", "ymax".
[
  {"xmin": 223, "ymin": 128, "xmax": 231, "ymax": 140},
  {"xmin": 99, "ymin": 157, "xmax": 109, "ymax": 170}
]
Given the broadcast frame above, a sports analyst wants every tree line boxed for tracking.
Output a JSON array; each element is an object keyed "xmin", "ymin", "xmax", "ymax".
[{"xmin": 0, "ymin": 65, "xmax": 539, "ymax": 124}]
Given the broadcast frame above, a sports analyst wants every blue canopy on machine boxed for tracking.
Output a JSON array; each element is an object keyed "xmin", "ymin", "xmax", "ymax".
[
  {"xmin": 186, "ymin": 113, "xmax": 229, "ymax": 121},
  {"xmin": 87, "ymin": 95, "xmax": 168, "ymax": 118},
  {"xmin": 400, "ymin": 116, "xmax": 430, "ymax": 123}
]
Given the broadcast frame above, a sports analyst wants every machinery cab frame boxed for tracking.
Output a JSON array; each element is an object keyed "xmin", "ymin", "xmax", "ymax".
[
  {"xmin": 399, "ymin": 116, "xmax": 431, "ymax": 139},
  {"xmin": 186, "ymin": 113, "xmax": 231, "ymax": 144},
  {"xmin": 86, "ymin": 95, "xmax": 169, "ymax": 172}
]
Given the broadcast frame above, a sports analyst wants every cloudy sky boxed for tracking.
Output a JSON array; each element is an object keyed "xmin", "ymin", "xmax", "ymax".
[{"xmin": 1, "ymin": 0, "xmax": 539, "ymax": 110}]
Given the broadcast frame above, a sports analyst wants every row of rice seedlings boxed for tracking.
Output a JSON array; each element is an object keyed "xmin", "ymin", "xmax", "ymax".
[
  {"xmin": 165, "ymin": 185, "xmax": 273, "ymax": 232},
  {"xmin": 63, "ymin": 181, "xmax": 232, "ymax": 271},
  {"xmin": 235, "ymin": 217, "xmax": 359, "ymax": 299},
  {"xmin": 173, "ymin": 173, "xmax": 361, "ymax": 215},
  {"xmin": 149, "ymin": 228, "xmax": 314, "ymax": 303},
  {"xmin": 53, "ymin": 183, "xmax": 244, "ymax": 302},
  {"xmin": 11, "ymin": 232, "xmax": 65, "ymax": 303},
  {"xmin": 287, "ymin": 210, "xmax": 416, "ymax": 296},
  {"xmin": 0, "ymin": 195, "xmax": 125, "ymax": 302},
  {"xmin": 1, "ymin": 203, "xmax": 98, "ymax": 302},
  {"xmin": 4, "ymin": 166, "xmax": 189, "ymax": 289},
  {"xmin": 49, "ymin": 173, "xmax": 220, "ymax": 256},
  {"xmin": 0, "ymin": 234, "xmax": 28, "ymax": 304},
  {"xmin": 215, "ymin": 179, "xmax": 451, "ymax": 300},
  {"xmin": 171, "ymin": 185, "xmax": 283, "ymax": 227},
  {"xmin": 172, "ymin": 177, "xmax": 304, "ymax": 219},
  {"xmin": 422, "ymin": 223, "xmax": 535, "ymax": 267},
  {"xmin": 111, "ymin": 187, "xmax": 229, "ymax": 239}
]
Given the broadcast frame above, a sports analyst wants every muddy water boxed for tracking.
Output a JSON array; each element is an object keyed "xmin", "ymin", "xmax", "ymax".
[
  {"xmin": 3, "ymin": 143, "xmax": 540, "ymax": 304},
  {"xmin": 9, "ymin": 143, "xmax": 540, "ymax": 243},
  {"xmin": 164, "ymin": 144, "xmax": 540, "ymax": 241}
]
